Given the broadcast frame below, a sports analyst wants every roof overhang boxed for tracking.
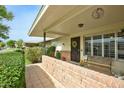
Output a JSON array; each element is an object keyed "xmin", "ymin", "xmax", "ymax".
[
  {"xmin": 28, "ymin": 5, "xmax": 93, "ymax": 39},
  {"xmin": 28, "ymin": 5, "xmax": 124, "ymax": 39},
  {"xmin": 28, "ymin": 5, "xmax": 49, "ymax": 36}
]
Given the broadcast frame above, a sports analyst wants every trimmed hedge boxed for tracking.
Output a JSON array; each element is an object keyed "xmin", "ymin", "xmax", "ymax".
[{"xmin": 0, "ymin": 51, "xmax": 25, "ymax": 88}]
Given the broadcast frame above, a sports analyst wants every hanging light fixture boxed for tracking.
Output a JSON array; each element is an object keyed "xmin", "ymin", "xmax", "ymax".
[{"xmin": 78, "ymin": 23, "xmax": 84, "ymax": 28}]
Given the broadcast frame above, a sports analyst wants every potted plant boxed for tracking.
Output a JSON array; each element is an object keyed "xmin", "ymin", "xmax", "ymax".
[
  {"xmin": 46, "ymin": 46, "xmax": 56, "ymax": 57},
  {"xmin": 56, "ymin": 50, "xmax": 61, "ymax": 59}
]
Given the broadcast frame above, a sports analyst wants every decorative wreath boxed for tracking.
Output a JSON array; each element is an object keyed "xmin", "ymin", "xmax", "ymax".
[{"xmin": 72, "ymin": 41, "xmax": 77, "ymax": 48}]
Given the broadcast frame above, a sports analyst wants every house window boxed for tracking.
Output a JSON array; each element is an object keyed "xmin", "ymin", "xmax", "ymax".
[
  {"xmin": 84, "ymin": 37, "xmax": 91, "ymax": 56},
  {"xmin": 104, "ymin": 33, "xmax": 115, "ymax": 58},
  {"xmin": 118, "ymin": 32, "xmax": 124, "ymax": 59},
  {"xmin": 93, "ymin": 35, "xmax": 102, "ymax": 56},
  {"xmin": 84, "ymin": 31, "xmax": 124, "ymax": 60}
]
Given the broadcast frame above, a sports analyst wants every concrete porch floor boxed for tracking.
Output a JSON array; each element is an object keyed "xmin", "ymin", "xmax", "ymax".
[{"xmin": 70, "ymin": 61, "xmax": 113, "ymax": 76}]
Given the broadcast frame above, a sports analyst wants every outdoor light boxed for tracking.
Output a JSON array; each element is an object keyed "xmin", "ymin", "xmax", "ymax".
[
  {"xmin": 78, "ymin": 23, "xmax": 84, "ymax": 28},
  {"xmin": 121, "ymin": 29, "xmax": 124, "ymax": 34}
]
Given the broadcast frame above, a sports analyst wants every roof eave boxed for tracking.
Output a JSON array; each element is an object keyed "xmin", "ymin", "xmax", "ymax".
[{"xmin": 28, "ymin": 5, "xmax": 49, "ymax": 36}]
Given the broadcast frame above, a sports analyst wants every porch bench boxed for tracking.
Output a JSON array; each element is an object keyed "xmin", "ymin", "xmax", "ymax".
[{"xmin": 87, "ymin": 56, "xmax": 113, "ymax": 68}]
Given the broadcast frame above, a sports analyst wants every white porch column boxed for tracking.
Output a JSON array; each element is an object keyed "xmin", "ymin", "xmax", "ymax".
[
  {"xmin": 91, "ymin": 36, "xmax": 93, "ymax": 56},
  {"xmin": 115, "ymin": 32, "xmax": 118, "ymax": 60},
  {"xmin": 80, "ymin": 35, "xmax": 84, "ymax": 60},
  {"xmin": 102, "ymin": 34, "xmax": 104, "ymax": 57}
]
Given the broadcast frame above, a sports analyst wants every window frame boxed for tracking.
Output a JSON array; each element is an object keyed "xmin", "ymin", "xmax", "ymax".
[
  {"xmin": 93, "ymin": 35, "xmax": 102, "ymax": 56},
  {"xmin": 84, "ymin": 37, "xmax": 92, "ymax": 56},
  {"xmin": 117, "ymin": 31, "xmax": 124, "ymax": 60},
  {"xmin": 103, "ymin": 33, "xmax": 115, "ymax": 58},
  {"xmin": 84, "ymin": 31, "xmax": 124, "ymax": 60}
]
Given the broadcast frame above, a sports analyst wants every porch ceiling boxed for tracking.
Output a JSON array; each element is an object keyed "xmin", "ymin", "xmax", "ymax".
[
  {"xmin": 28, "ymin": 5, "xmax": 92, "ymax": 38},
  {"xmin": 29, "ymin": 5, "xmax": 124, "ymax": 39}
]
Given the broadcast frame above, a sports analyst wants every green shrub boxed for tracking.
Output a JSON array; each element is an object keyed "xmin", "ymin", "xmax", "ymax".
[
  {"xmin": 15, "ymin": 48, "xmax": 24, "ymax": 53},
  {"xmin": 25, "ymin": 47, "xmax": 43, "ymax": 63},
  {"xmin": 0, "ymin": 51, "xmax": 25, "ymax": 88},
  {"xmin": 15, "ymin": 39, "xmax": 23, "ymax": 48},
  {"xmin": 56, "ymin": 51, "xmax": 61, "ymax": 59},
  {"xmin": 46, "ymin": 46, "xmax": 56, "ymax": 57}
]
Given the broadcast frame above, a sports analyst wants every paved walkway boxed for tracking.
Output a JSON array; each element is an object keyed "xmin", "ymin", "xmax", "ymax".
[{"xmin": 25, "ymin": 63, "xmax": 56, "ymax": 88}]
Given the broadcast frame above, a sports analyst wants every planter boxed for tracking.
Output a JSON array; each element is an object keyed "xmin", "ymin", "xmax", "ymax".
[
  {"xmin": 80, "ymin": 60, "xmax": 84, "ymax": 66},
  {"xmin": 111, "ymin": 60, "xmax": 124, "ymax": 77}
]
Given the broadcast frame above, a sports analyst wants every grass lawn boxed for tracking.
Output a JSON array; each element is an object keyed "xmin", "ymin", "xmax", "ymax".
[{"xmin": 25, "ymin": 57, "xmax": 32, "ymax": 65}]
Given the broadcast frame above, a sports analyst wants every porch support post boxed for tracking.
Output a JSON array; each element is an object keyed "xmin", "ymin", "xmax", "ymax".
[
  {"xmin": 102, "ymin": 34, "xmax": 104, "ymax": 57},
  {"xmin": 91, "ymin": 36, "xmax": 93, "ymax": 56},
  {"xmin": 115, "ymin": 31, "xmax": 118, "ymax": 60},
  {"xmin": 43, "ymin": 32, "xmax": 46, "ymax": 54}
]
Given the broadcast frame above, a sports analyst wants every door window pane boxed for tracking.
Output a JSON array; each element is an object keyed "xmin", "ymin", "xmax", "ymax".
[
  {"xmin": 118, "ymin": 32, "xmax": 124, "ymax": 59},
  {"xmin": 84, "ymin": 37, "xmax": 91, "ymax": 56},
  {"xmin": 104, "ymin": 33, "xmax": 115, "ymax": 58},
  {"xmin": 93, "ymin": 35, "xmax": 102, "ymax": 56}
]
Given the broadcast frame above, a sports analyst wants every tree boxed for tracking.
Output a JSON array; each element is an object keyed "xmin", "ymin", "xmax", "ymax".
[
  {"xmin": 0, "ymin": 5, "xmax": 14, "ymax": 40},
  {"xmin": 16, "ymin": 39, "xmax": 23, "ymax": 48},
  {"xmin": 0, "ymin": 41, "xmax": 5, "ymax": 48},
  {"xmin": 6, "ymin": 40, "xmax": 15, "ymax": 48}
]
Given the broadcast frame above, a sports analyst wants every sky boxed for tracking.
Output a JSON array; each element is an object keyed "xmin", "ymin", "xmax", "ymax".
[{"xmin": 3, "ymin": 5, "xmax": 45, "ymax": 43}]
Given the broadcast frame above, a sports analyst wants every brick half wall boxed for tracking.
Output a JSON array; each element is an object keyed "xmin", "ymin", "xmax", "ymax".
[{"xmin": 42, "ymin": 55, "xmax": 124, "ymax": 88}]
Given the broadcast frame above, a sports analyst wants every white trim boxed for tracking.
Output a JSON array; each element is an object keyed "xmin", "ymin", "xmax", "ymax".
[{"xmin": 28, "ymin": 5, "xmax": 49, "ymax": 35}]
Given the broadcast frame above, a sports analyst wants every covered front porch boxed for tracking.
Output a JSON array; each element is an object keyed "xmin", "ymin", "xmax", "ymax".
[{"xmin": 27, "ymin": 5, "xmax": 124, "ymax": 87}]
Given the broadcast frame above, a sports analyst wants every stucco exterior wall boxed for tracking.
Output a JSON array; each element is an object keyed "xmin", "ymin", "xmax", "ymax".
[
  {"xmin": 50, "ymin": 36, "xmax": 70, "ymax": 51},
  {"xmin": 46, "ymin": 21, "xmax": 123, "ymax": 61},
  {"xmin": 43, "ymin": 21, "xmax": 124, "ymax": 62}
]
